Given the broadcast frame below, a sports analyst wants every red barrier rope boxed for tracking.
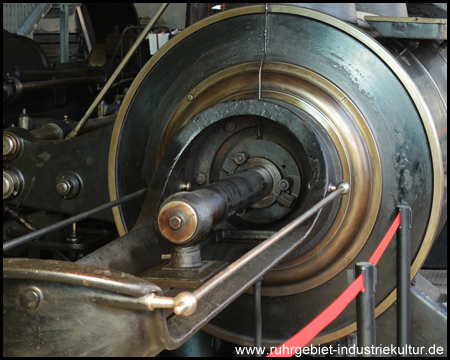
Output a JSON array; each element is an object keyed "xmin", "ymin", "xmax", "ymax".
[
  {"xmin": 266, "ymin": 213, "xmax": 402, "ymax": 357},
  {"xmin": 369, "ymin": 213, "xmax": 401, "ymax": 266}
]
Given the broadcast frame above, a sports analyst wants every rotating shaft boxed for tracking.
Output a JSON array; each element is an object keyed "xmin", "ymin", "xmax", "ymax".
[{"xmin": 158, "ymin": 167, "xmax": 274, "ymax": 244}]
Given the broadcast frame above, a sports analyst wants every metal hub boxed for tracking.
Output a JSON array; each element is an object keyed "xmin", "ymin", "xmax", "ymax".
[{"xmin": 218, "ymin": 139, "xmax": 301, "ymax": 224}]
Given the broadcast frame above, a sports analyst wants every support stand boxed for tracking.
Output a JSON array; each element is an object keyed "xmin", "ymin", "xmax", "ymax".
[{"xmin": 397, "ymin": 205, "xmax": 412, "ymax": 356}]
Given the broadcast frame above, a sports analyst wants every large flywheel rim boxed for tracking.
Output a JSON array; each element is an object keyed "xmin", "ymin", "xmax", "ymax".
[{"xmin": 109, "ymin": 5, "xmax": 443, "ymax": 346}]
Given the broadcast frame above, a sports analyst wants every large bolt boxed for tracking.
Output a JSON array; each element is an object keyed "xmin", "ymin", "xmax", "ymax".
[
  {"xmin": 56, "ymin": 179, "xmax": 72, "ymax": 196},
  {"xmin": 195, "ymin": 173, "xmax": 206, "ymax": 185},
  {"xmin": 169, "ymin": 215, "xmax": 183, "ymax": 230},
  {"xmin": 55, "ymin": 173, "xmax": 82, "ymax": 199},
  {"xmin": 3, "ymin": 169, "xmax": 21, "ymax": 199},
  {"xmin": 21, "ymin": 287, "xmax": 41, "ymax": 310},
  {"xmin": 234, "ymin": 152, "xmax": 247, "ymax": 165},
  {"xmin": 278, "ymin": 179, "xmax": 290, "ymax": 191},
  {"xmin": 3, "ymin": 134, "xmax": 19, "ymax": 159}
]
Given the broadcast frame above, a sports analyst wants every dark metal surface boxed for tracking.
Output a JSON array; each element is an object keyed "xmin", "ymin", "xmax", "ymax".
[
  {"xmin": 3, "ymin": 204, "xmax": 36, "ymax": 232},
  {"xmin": 3, "ymin": 29, "xmax": 105, "ymax": 124},
  {"xmin": 3, "ymin": 30, "xmax": 50, "ymax": 73},
  {"xmin": 379, "ymin": 37, "xmax": 447, "ymax": 236},
  {"xmin": 397, "ymin": 206, "xmax": 412, "ymax": 354},
  {"xmin": 2, "ymin": 4, "xmax": 447, "ymax": 356},
  {"xmin": 355, "ymin": 262, "xmax": 376, "ymax": 355},
  {"xmin": 3, "ymin": 258, "xmax": 161, "ymax": 297},
  {"xmin": 3, "ymin": 121, "xmax": 115, "ymax": 221},
  {"xmin": 375, "ymin": 274, "xmax": 447, "ymax": 357},
  {"xmin": 3, "ymin": 188, "xmax": 146, "ymax": 252},
  {"xmin": 3, "ymin": 258, "xmax": 165, "ymax": 357},
  {"xmin": 254, "ymin": 279, "xmax": 263, "ymax": 352},
  {"xmin": 108, "ymin": 6, "xmax": 444, "ymax": 346},
  {"xmin": 4, "ymin": 184, "xmax": 346, "ymax": 356}
]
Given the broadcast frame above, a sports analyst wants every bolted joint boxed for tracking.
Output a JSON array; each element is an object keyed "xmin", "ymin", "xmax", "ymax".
[
  {"xmin": 169, "ymin": 215, "xmax": 183, "ymax": 230},
  {"xmin": 55, "ymin": 172, "xmax": 82, "ymax": 199},
  {"xmin": 277, "ymin": 178, "xmax": 291, "ymax": 191},
  {"xmin": 3, "ymin": 168, "xmax": 22, "ymax": 199},
  {"xmin": 234, "ymin": 152, "xmax": 248, "ymax": 165},
  {"xmin": 3, "ymin": 133, "xmax": 21, "ymax": 160},
  {"xmin": 195, "ymin": 173, "xmax": 206, "ymax": 185},
  {"xmin": 158, "ymin": 199, "xmax": 200, "ymax": 245}
]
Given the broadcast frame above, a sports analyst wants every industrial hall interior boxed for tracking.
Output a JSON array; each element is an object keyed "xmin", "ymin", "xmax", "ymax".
[{"xmin": 3, "ymin": 3, "xmax": 447, "ymax": 357}]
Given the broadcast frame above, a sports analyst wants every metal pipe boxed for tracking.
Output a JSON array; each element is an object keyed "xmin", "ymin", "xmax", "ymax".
[
  {"xmin": 397, "ymin": 205, "xmax": 412, "ymax": 355},
  {"xmin": 4, "ymin": 76, "xmax": 100, "ymax": 102},
  {"xmin": 192, "ymin": 182, "xmax": 349, "ymax": 300},
  {"xmin": 158, "ymin": 167, "xmax": 273, "ymax": 245},
  {"xmin": 65, "ymin": 3, "xmax": 169, "ymax": 139},
  {"xmin": 29, "ymin": 116, "xmax": 116, "ymax": 140},
  {"xmin": 355, "ymin": 262, "xmax": 376, "ymax": 355},
  {"xmin": 3, "ymin": 189, "xmax": 147, "ymax": 252},
  {"xmin": 254, "ymin": 278, "xmax": 263, "ymax": 355},
  {"xmin": 21, "ymin": 77, "xmax": 99, "ymax": 91},
  {"xmin": 59, "ymin": 3, "xmax": 69, "ymax": 63}
]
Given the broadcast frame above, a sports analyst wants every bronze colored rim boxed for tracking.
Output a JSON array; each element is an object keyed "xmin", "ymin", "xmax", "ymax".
[
  {"xmin": 154, "ymin": 60, "xmax": 382, "ymax": 296},
  {"xmin": 109, "ymin": 5, "xmax": 443, "ymax": 345}
]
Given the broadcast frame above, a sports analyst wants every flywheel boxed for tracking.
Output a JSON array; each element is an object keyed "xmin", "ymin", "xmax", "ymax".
[{"xmin": 109, "ymin": 5, "xmax": 444, "ymax": 346}]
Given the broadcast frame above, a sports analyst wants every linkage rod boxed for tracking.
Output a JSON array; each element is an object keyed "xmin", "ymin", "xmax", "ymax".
[
  {"xmin": 3, "ymin": 189, "xmax": 146, "ymax": 252},
  {"xmin": 192, "ymin": 182, "xmax": 349, "ymax": 300}
]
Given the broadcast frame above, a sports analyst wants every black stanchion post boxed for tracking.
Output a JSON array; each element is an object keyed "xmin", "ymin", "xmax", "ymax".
[
  {"xmin": 254, "ymin": 278, "xmax": 263, "ymax": 357},
  {"xmin": 397, "ymin": 206, "xmax": 412, "ymax": 356},
  {"xmin": 356, "ymin": 262, "xmax": 376, "ymax": 356}
]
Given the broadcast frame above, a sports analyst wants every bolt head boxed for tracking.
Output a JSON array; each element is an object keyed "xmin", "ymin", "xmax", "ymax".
[
  {"xmin": 3, "ymin": 135, "xmax": 17, "ymax": 157},
  {"xmin": 169, "ymin": 216, "xmax": 183, "ymax": 230},
  {"xmin": 3, "ymin": 170, "xmax": 20, "ymax": 199},
  {"xmin": 195, "ymin": 174, "xmax": 206, "ymax": 185},
  {"xmin": 225, "ymin": 122, "xmax": 235, "ymax": 132},
  {"xmin": 278, "ymin": 179, "xmax": 290, "ymax": 191},
  {"xmin": 56, "ymin": 179, "xmax": 71, "ymax": 195},
  {"xmin": 21, "ymin": 288, "xmax": 41, "ymax": 310},
  {"xmin": 234, "ymin": 152, "xmax": 247, "ymax": 165}
]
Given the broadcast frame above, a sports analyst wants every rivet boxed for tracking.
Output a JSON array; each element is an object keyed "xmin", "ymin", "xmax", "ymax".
[{"xmin": 225, "ymin": 122, "xmax": 235, "ymax": 132}]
